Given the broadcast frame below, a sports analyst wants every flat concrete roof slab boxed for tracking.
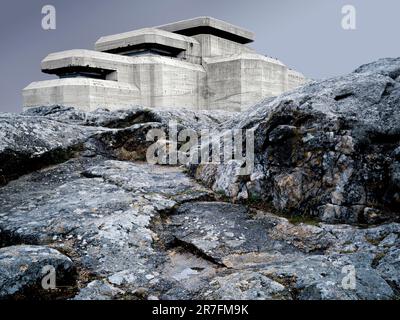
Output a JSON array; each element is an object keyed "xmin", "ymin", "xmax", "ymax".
[
  {"xmin": 41, "ymin": 49, "xmax": 132, "ymax": 72},
  {"xmin": 95, "ymin": 28, "xmax": 200, "ymax": 53},
  {"xmin": 157, "ymin": 16, "xmax": 254, "ymax": 44},
  {"xmin": 42, "ymin": 49, "xmax": 132, "ymax": 62}
]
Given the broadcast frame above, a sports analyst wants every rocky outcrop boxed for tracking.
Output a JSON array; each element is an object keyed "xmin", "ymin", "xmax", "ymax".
[
  {"xmin": 23, "ymin": 105, "xmax": 229, "ymax": 131},
  {"xmin": 0, "ymin": 58, "xmax": 400, "ymax": 300},
  {"xmin": 0, "ymin": 245, "xmax": 76, "ymax": 300},
  {"xmin": 192, "ymin": 58, "xmax": 400, "ymax": 224},
  {"xmin": 0, "ymin": 115, "xmax": 97, "ymax": 185},
  {"xmin": 1, "ymin": 106, "xmax": 228, "ymax": 186}
]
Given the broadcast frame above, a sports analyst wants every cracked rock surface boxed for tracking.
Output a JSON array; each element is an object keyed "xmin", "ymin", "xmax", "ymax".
[
  {"xmin": 192, "ymin": 57, "xmax": 400, "ymax": 224},
  {"xmin": 0, "ymin": 58, "xmax": 400, "ymax": 300}
]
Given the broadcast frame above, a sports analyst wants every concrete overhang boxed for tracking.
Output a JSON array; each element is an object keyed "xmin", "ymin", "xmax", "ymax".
[
  {"xmin": 157, "ymin": 16, "xmax": 255, "ymax": 44},
  {"xmin": 41, "ymin": 49, "xmax": 131, "ymax": 76},
  {"xmin": 95, "ymin": 28, "xmax": 200, "ymax": 55}
]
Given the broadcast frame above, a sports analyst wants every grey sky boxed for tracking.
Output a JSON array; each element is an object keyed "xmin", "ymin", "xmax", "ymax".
[{"xmin": 0, "ymin": 0, "xmax": 399, "ymax": 113}]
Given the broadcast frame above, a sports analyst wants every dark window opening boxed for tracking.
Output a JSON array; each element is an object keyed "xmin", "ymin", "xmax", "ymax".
[
  {"xmin": 43, "ymin": 66, "xmax": 116, "ymax": 80},
  {"xmin": 172, "ymin": 26, "xmax": 252, "ymax": 44},
  {"xmin": 105, "ymin": 43, "xmax": 184, "ymax": 58}
]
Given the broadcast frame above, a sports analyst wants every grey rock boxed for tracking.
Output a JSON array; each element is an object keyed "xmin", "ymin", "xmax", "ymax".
[
  {"xmin": 193, "ymin": 57, "xmax": 400, "ymax": 224},
  {"xmin": 0, "ymin": 245, "xmax": 75, "ymax": 300},
  {"xmin": 23, "ymin": 105, "xmax": 231, "ymax": 131},
  {"xmin": 0, "ymin": 114, "xmax": 99, "ymax": 185},
  {"xmin": 157, "ymin": 249, "xmax": 218, "ymax": 300},
  {"xmin": 72, "ymin": 280, "xmax": 125, "ymax": 300},
  {"xmin": 353, "ymin": 57, "xmax": 400, "ymax": 78},
  {"xmin": 1, "ymin": 105, "xmax": 230, "ymax": 187},
  {"xmin": 0, "ymin": 157, "xmax": 209, "ymax": 299},
  {"xmin": 260, "ymin": 253, "xmax": 394, "ymax": 300},
  {"xmin": 166, "ymin": 202, "xmax": 299, "ymax": 265},
  {"xmin": 203, "ymin": 271, "xmax": 290, "ymax": 300},
  {"xmin": 376, "ymin": 247, "xmax": 400, "ymax": 293}
]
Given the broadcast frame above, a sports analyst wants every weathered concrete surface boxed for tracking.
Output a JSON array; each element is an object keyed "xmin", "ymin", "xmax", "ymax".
[
  {"xmin": 41, "ymin": 49, "xmax": 132, "ymax": 82},
  {"xmin": 129, "ymin": 56, "xmax": 207, "ymax": 110},
  {"xmin": 95, "ymin": 28, "xmax": 202, "ymax": 64},
  {"xmin": 193, "ymin": 34, "xmax": 256, "ymax": 58},
  {"xmin": 23, "ymin": 78, "xmax": 141, "ymax": 112},
  {"xmin": 23, "ymin": 16, "xmax": 307, "ymax": 112},
  {"xmin": 204, "ymin": 53, "xmax": 298, "ymax": 112},
  {"xmin": 157, "ymin": 16, "xmax": 255, "ymax": 44}
]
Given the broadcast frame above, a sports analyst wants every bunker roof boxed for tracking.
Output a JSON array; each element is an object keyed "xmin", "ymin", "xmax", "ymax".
[
  {"xmin": 95, "ymin": 28, "xmax": 200, "ymax": 55},
  {"xmin": 157, "ymin": 16, "xmax": 254, "ymax": 44}
]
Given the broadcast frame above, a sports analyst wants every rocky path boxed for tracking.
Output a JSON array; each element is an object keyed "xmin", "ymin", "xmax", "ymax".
[{"xmin": 0, "ymin": 156, "xmax": 399, "ymax": 300}]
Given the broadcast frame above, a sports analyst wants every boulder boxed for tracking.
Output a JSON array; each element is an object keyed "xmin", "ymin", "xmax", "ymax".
[{"xmin": 0, "ymin": 245, "xmax": 75, "ymax": 300}]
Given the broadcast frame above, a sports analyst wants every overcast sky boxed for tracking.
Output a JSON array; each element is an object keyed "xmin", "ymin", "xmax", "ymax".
[{"xmin": 1, "ymin": 0, "xmax": 399, "ymax": 113}]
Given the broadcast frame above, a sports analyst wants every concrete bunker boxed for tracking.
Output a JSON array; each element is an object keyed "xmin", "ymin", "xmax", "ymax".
[{"xmin": 23, "ymin": 17, "xmax": 307, "ymax": 112}]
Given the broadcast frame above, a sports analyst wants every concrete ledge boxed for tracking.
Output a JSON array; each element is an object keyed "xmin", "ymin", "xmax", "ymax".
[
  {"xmin": 95, "ymin": 28, "xmax": 201, "ymax": 54},
  {"xmin": 41, "ymin": 49, "xmax": 132, "ymax": 72},
  {"xmin": 41, "ymin": 50, "xmax": 136, "ymax": 82},
  {"xmin": 204, "ymin": 53, "xmax": 286, "ymax": 67},
  {"xmin": 157, "ymin": 16, "xmax": 255, "ymax": 44}
]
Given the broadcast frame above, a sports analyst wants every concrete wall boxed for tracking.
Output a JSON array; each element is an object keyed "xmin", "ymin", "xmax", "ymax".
[
  {"xmin": 205, "ymin": 58, "xmax": 242, "ymax": 111},
  {"xmin": 288, "ymin": 69, "xmax": 307, "ymax": 91},
  {"xmin": 193, "ymin": 34, "xmax": 254, "ymax": 58},
  {"xmin": 204, "ymin": 53, "xmax": 298, "ymax": 111},
  {"xmin": 23, "ymin": 78, "xmax": 141, "ymax": 112},
  {"xmin": 130, "ymin": 56, "xmax": 206, "ymax": 110}
]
